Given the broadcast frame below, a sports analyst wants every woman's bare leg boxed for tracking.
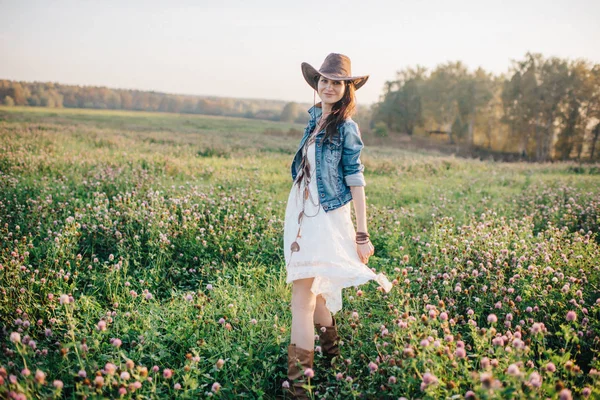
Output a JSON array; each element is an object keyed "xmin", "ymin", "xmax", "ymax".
[
  {"xmin": 290, "ymin": 278, "xmax": 317, "ymax": 350},
  {"xmin": 313, "ymin": 294, "xmax": 333, "ymax": 327}
]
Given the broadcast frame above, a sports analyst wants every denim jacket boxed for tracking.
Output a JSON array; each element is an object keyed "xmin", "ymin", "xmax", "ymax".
[{"xmin": 290, "ymin": 104, "xmax": 366, "ymax": 213}]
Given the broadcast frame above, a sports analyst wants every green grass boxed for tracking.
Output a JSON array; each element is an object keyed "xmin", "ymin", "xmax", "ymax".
[{"xmin": 1, "ymin": 106, "xmax": 600, "ymax": 399}]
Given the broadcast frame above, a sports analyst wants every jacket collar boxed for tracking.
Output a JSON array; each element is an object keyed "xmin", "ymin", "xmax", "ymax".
[{"xmin": 307, "ymin": 102, "xmax": 323, "ymax": 122}]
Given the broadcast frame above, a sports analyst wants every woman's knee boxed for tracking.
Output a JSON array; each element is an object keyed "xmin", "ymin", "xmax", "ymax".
[{"xmin": 291, "ymin": 278, "xmax": 317, "ymax": 313}]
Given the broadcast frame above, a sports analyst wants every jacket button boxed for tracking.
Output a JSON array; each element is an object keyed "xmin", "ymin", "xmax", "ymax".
[
  {"xmin": 324, "ymin": 205, "xmax": 328, "ymax": 210},
  {"xmin": 320, "ymin": 193, "xmax": 324, "ymax": 197}
]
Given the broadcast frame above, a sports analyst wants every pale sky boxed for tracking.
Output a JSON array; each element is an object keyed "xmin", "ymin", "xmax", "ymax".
[{"xmin": 1, "ymin": 0, "xmax": 599, "ymax": 105}]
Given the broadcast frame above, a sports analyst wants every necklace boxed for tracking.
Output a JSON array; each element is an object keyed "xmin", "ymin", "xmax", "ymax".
[{"xmin": 288, "ymin": 130, "xmax": 322, "ymax": 258}]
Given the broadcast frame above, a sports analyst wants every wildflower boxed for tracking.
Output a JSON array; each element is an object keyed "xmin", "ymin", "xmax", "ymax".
[
  {"xmin": 34, "ymin": 369, "xmax": 46, "ymax": 384},
  {"xmin": 336, "ymin": 373, "xmax": 343, "ymax": 381},
  {"xmin": 582, "ymin": 387, "xmax": 591, "ymax": 398},
  {"xmin": 559, "ymin": 388, "xmax": 572, "ymax": 400},
  {"xmin": 250, "ymin": 318, "xmax": 257, "ymax": 324},
  {"xmin": 566, "ymin": 311, "xmax": 577, "ymax": 322},
  {"xmin": 218, "ymin": 318, "xmax": 225, "ymax": 324},
  {"xmin": 480, "ymin": 372, "xmax": 493, "ymax": 388},
  {"xmin": 94, "ymin": 375, "xmax": 104, "ymax": 387},
  {"xmin": 440, "ymin": 312, "xmax": 448, "ymax": 321},
  {"xmin": 119, "ymin": 387, "xmax": 127, "ymax": 396},
  {"xmin": 512, "ymin": 338, "xmax": 525, "ymax": 350},
  {"xmin": 421, "ymin": 372, "xmax": 438, "ymax": 390},
  {"xmin": 120, "ymin": 371, "xmax": 130, "ymax": 380},
  {"xmin": 10, "ymin": 332, "xmax": 20, "ymax": 343},
  {"xmin": 528, "ymin": 371, "xmax": 542, "ymax": 388},
  {"xmin": 174, "ymin": 383, "xmax": 181, "ymax": 390},
  {"xmin": 97, "ymin": 320, "xmax": 107, "ymax": 331},
  {"xmin": 304, "ymin": 368, "xmax": 315, "ymax": 378},
  {"xmin": 465, "ymin": 390, "xmax": 476, "ymax": 399},
  {"xmin": 282, "ymin": 380, "xmax": 290, "ymax": 388},
  {"xmin": 487, "ymin": 314, "xmax": 498, "ymax": 324},
  {"xmin": 530, "ymin": 322, "xmax": 544, "ymax": 334},
  {"xmin": 112, "ymin": 338, "xmax": 122, "ymax": 348},
  {"xmin": 216, "ymin": 359, "xmax": 225, "ymax": 369},
  {"xmin": 368, "ymin": 362, "xmax": 378, "ymax": 373},
  {"xmin": 206, "ymin": 284, "xmax": 213, "ymax": 290},
  {"xmin": 78, "ymin": 370, "xmax": 86, "ymax": 378},
  {"xmin": 480, "ymin": 357, "xmax": 490, "ymax": 369},
  {"xmin": 211, "ymin": 382, "xmax": 221, "ymax": 392},
  {"xmin": 59, "ymin": 294, "xmax": 70, "ymax": 305},
  {"xmin": 455, "ymin": 347, "xmax": 466, "ymax": 358},
  {"xmin": 185, "ymin": 294, "xmax": 193, "ymax": 302},
  {"xmin": 546, "ymin": 362, "xmax": 556, "ymax": 372},
  {"xmin": 53, "ymin": 380, "xmax": 64, "ymax": 389},
  {"xmin": 21, "ymin": 368, "xmax": 30, "ymax": 377},
  {"xmin": 388, "ymin": 376, "xmax": 397, "ymax": 384},
  {"xmin": 163, "ymin": 369, "xmax": 173, "ymax": 379},
  {"xmin": 125, "ymin": 359, "xmax": 134, "ymax": 369},
  {"xmin": 105, "ymin": 363, "xmax": 117, "ymax": 375},
  {"xmin": 507, "ymin": 364, "xmax": 520, "ymax": 376},
  {"xmin": 145, "ymin": 292, "xmax": 153, "ymax": 300}
]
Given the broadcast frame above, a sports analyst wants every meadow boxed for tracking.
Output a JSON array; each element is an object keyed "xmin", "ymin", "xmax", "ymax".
[{"xmin": 1, "ymin": 106, "xmax": 600, "ymax": 399}]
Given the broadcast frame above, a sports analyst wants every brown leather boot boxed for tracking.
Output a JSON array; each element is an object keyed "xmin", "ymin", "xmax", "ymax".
[
  {"xmin": 286, "ymin": 343, "xmax": 314, "ymax": 399},
  {"xmin": 315, "ymin": 315, "xmax": 341, "ymax": 366}
]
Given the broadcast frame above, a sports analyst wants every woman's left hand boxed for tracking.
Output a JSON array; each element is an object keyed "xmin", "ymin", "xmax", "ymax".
[{"xmin": 357, "ymin": 241, "xmax": 375, "ymax": 264}]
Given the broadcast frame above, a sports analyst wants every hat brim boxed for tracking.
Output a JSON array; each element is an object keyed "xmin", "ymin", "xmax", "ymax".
[{"xmin": 301, "ymin": 62, "xmax": 369, "ymax": 91}]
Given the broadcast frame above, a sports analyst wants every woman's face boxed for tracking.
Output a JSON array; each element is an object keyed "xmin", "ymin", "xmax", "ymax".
[{"xmin": 317, "ymin": 76, "xmax": 345, "ymax": 105}]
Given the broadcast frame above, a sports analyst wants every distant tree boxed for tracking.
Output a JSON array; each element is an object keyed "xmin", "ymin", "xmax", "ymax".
[
  {"xmin": 373, "ymin": 66, "xmax": 426, "ymax": 135},
  {"xmin": 502, "ymin": 53, "xmax": 545, "ymax": 157},
  {"xmin": 554, "ymin": 60, "xmax": 594, "ymax": 160},
  {"xmin": 586, "ymin": 65, "xmax": 600, "ymax": 159},
  {"xmin": 422, "ymin": 62, "xmax": 466, "ymax": 143},
  {"xmin": 454, "ymin": 68, "xmax": 494, "ymax": 148},
  {"xmin": 280, "ymin": 102, "xmax": 300, "ymax": 122},
  {"xmin": 3, "ymin": 95, "xmax": 15, "ymax": 106}
]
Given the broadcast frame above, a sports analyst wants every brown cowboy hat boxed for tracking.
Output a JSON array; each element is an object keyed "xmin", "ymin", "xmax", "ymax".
[{"xmin": 301, "ymin": 53, "xmax": 369, "ymax": 91}]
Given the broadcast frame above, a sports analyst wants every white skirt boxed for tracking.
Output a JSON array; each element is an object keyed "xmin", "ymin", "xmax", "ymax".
[{"xmin": 284, "ymin": 141, "xmax": 393, "ymax": 314}]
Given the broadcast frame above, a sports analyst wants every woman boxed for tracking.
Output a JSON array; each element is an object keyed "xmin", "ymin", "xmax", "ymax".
[{"xmin": 284, "ymin": 53, "xmax": 393, "ymax": 398}]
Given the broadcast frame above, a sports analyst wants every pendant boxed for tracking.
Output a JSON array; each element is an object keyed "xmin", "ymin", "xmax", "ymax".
[
  {"xmin": 297, "ymin": 211, "xmax": 304, "ymax": 224},
  {"xmin": 291, "ymin": 241, "xmax": 300, "ymax": 252},
  {"xmin": 304, "ymin": 187, "xmax": 309, "ymax": 200}
]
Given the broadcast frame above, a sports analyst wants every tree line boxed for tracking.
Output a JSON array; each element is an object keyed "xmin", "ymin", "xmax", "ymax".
[
  {"xmin": 0, "ymin": 80, "xmax": 307, "ymax": 123},
  {"xmin": 372, "ymin": 52, "xmax": 600, "ymax": 161},
  {"xmin": 2, "ymin": 52, "xmax": 599, "ymax": 161}
]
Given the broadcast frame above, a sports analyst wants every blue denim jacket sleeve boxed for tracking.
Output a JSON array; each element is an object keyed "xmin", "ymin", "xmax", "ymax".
[{"xmin": 341, "ymin": 120, "xmax": 366, "ymax": 187}]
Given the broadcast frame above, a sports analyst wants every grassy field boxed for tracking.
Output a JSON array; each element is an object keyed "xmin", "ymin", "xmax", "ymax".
[{"xmin": 1, "ymin": 106, "xmax": 600, "ymax": 399}]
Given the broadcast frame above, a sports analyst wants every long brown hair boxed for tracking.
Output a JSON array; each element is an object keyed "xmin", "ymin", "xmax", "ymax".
[{"xmin": 316, "ymin": 77, "xmax": 357, "ymax": 144}]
